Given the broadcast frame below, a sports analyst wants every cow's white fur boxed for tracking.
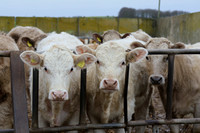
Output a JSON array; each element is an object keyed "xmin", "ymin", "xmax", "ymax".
[
  {"xmin": 76, "ymin": 41, "xmax": 148, "ymax": 133},
  {"xmin": 20, "ymin": 32, "xmax": 96, "ymax": 130}
]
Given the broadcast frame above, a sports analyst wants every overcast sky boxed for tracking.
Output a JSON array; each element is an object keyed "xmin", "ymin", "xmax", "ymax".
[{"xmin": 0, "ymin": 0, "xmax": 199, "ymax": 17}]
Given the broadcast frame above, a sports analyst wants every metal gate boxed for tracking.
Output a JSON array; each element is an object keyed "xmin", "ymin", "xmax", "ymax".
[{"xmin": 1, "ymin": 49, "xmax": 200, "ymax": 133}]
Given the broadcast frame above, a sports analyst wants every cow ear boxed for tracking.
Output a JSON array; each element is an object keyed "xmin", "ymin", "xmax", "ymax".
[
  {"xmin": 171, "ymin": 42, "xmax": 185, "ymax": 49},
  {"xmin": 74, "ymin": 53, "xmax": 97, "ymax": 69},
  {"xmin": 126, "ymin": 48, "xmax": 148, "ymax": 64},
  {"xmin": 121, "ymin": 33, "xmax": 130, "ymax": 39},
  {"xmin": 130, "ymin": 41, "xmax": 145, "ymax": 49},
  {"xmin": 21, "ymin": 37, "xmax": 35, "ymax": 48},
  {"xmin": 76, "ymin": 45, "xmax": 96, "ymax": 55},
  {"xmin": 93, "ymin": 33, "xmax": 103, "ymax": 44},
  {"xmin": 20, "ymin": 51, "xmax": 43, "ymax": 67}
]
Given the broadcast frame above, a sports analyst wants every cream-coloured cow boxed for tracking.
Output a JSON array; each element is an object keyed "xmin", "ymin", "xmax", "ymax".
[
  {"xmin": 76, "ymin": 40, "xmax": 148, "ymax": 133},
  {"xmin": 131, "ymin": 37, "xmax": 200, "ymax": 133},
  {"xmin": 0, "ymin": 33, "xmax": 19, "ymax": 128},
  {"xmin": 20, "ymin": 32, "xmax": 96, "ymax": 132},
  {"xmin": 131, "ymin": 29, "xmax": 152, "ymax": 43}
]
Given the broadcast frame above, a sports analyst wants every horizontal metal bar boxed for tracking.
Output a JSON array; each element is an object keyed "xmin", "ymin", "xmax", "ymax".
[
  {"xmin": 148, "ymin": 49, "xmax": 200, "ymax": 55},
  {"xmin": 0, "ymin": 51, "xmax": 11, "ymax": 57},
  {"xmin": 30, "ymin": 123, "xmax": 125, "ymax": 132},
  {"xmin": 0, "ymin": 129, "xmax": 14, "ymax": 133},
  {"xmin": 128, "ymin": 118, "xmax": 200, "ymax": 126}
]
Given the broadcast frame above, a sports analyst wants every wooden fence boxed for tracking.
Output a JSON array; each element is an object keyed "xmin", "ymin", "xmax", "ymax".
[{"xmin": 0, "ymin": 17, "xmax": 156, "ymax": 36}]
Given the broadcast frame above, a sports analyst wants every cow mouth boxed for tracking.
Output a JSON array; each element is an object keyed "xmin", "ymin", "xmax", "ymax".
[
  {"xmin": 50, "ymin": 98, "xmax": 68, "ymax": 101},
  {"xmin": 101, "ymin": 87, "xmax": 118, "ymax": 92}
]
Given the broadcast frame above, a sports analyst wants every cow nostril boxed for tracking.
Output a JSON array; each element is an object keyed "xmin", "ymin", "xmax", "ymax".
[
  {"xmin": 113, "ymin": 81, "xmax": 117, "ymax": 85},
  {"xmin": 104, "ymin": 80, "xmax": 108, "ymax": 85},
  {"xmin": 158, "ymin": 77, "xmax": 162, "ymax": 82}
]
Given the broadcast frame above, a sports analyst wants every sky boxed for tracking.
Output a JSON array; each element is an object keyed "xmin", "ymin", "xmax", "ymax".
[{"xmin": 0, "ymin": 0, "xmax": 199, "ymax": 17}]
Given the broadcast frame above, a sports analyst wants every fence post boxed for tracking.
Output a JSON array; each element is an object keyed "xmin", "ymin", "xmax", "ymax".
[
  {"xmin": 193, "ymin": 103, "xmax": 200, "ymax": 132},
  {"xmin": 10, "ymin": 51, "xmax": 29, "ymax": 133}
]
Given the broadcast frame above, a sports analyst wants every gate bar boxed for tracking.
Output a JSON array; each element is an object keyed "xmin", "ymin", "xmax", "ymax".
[
  {"xmin": 148, "ymin": 49, "xmax": 200, "ymax": 55},
  {"xmin": 10, "ymin": 51, "xmax": 29, "ymax": 133},
  {"xmin": 32, "ymin": 69, "xmax": 39, "ymax": 128},
  {"xmin": 79, "ymin": 69, "xmax": 87, "ymax": 124}
]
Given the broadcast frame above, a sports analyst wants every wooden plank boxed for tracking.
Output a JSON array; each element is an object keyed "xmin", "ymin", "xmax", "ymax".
[
  {"xmin": 10, "ymin": 51, "xmax": 29, "ymax": 133},
  {"xmin": 36, "ymin": 17, "xmax": 57, "ymax": 33},
  {"xmin": 98, "ymin": 18, "xmax": 118, "ymax": 34},
  {"xmin": 16, "ymin": 17, "xmax": 36, "ymax": 27},
  {"xmin": 0, "ymin": 17, "xmax": 15, "ymax": 32},
  {"xmin": 57, "ymin": 17, "xmax": 78, "ymax": 35},
  {"xmin": 118, "ymin": 18, "xmax": 138, "ymax": 33}
]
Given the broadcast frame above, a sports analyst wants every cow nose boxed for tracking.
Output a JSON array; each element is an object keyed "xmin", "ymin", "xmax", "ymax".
[
  {"xmin": 103, "ymin": 79, "xmax": 118, "ymax": 89},
  {"xmin": 150, "ymin": 75, "xmax": 163, "ymax": 85},
  {"xmin": 50, "ymin": 90, "xmax": 68, "ymax": 101}
]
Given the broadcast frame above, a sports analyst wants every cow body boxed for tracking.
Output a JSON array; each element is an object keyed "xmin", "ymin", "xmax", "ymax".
[
  {"xmin": 0, "ymin": 34, "xmax": 19, "ymax": 128},
  {"xmin": 76, "ymin": 41, "xmax": 148, "ymax": 133},
  {"xmin": 20, "ymin": 32, "xmax": 96, "ymax": 131}
]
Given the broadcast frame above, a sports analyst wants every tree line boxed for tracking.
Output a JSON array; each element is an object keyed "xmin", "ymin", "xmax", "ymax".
[{"xmin": 118, "ymin": 7, "xmax": 189, "ymax": 19}]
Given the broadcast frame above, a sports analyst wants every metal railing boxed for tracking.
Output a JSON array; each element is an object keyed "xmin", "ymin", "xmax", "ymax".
[{"xmin": 1, "ymin": 49, "xmax": 200, "ymax": 133}]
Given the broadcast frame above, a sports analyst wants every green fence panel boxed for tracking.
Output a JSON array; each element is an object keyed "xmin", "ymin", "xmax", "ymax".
[
  {"xmin": 57, "ymin": 17, "xmax": 78, "ymax": 35},
  {"xmin": 118, "ymin": 18, "xmax": 138, "ymax": 33},
  {"xmin": 79, "ymin": 17, "xmax": 99, "ymax": 36},
  {"xmin": 0, "ymin": 17, "xmax": 15, "ymax": 32},
  {"xmin": 36, "ymin": 17, "xmax": 57, "ymax": 33},
  {"xmin": 138, "ymin": 18, "xmax": 156, "ymax": 37},
  {"xmin": 16, "ymin": 17, "xmax": 36, "ymax": 27},
  {"xmin": 98, "ymin": 18, "xmax": 118, "ymax": 34}
]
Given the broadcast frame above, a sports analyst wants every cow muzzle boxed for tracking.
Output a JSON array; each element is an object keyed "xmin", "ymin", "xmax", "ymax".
[
  {"xmin": 149, "ymin": 75, "xmax": 165, "ymax": 85},
  {"xmin": 48, "ymin": 90, "xmax": 68, "ymax": 101},
  {"xmin": 100, "ymin": 78, "xmax": 119, "ymax": 91}
]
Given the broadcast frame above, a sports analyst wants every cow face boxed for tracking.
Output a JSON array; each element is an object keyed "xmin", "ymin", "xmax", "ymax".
[
  {"xmin": 131, "ymin": 38, "xmax": 185, "ymax": 86},
  {"xmin": 76, "ymin": 42, "xmax": 148, "ymax": 92},
  {"xmin": 20, "ymin": 46, "xmax": 96, "ymax": 101}
]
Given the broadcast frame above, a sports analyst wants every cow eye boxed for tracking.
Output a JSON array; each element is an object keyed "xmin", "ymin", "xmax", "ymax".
[
  {"xmin": 70, "ymin": 67, "xmax": 74, "ymax": 72},
  {"xmin": 96, "ymin": 60, "xmax": 100, "ymax": 64},
  {"xmin": 146, "ymin": 56, "xmax": 151, "ymax": 61},
  {"xmin": 44, "ymin": 67, "xmax": 48, "ymax": 72},
  {"xmin": 121, "ymin": 61, "xmax": 126, "ymax": 65},
  {"xmin": 163, "ymin": 56, "xmax": 168, "ymax": 62}
]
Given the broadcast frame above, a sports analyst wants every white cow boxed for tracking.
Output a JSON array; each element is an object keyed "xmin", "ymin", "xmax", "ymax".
[
  {"xmin": 20, "ymin": 32, "xmax": 96, "ymax": 131},
  {"xmin": 76, "ymin": 40, "xmax": 148, "ymax": 133}
]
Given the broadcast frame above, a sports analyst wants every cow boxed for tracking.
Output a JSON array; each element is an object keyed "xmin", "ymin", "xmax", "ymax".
[
  {"xmin": 7, "ymin": 26, "xmax": 47, "ymax": 51},
  {"xmin": 20, "ymin": 32, "xmax": 96, "ymax": 131},
  {"xmin": 0, "ymin": 33, "xmax": 19, "ymax": 129},
  {"xmin": 76, "ymin": 40, "xmax": 148, "ymax": 133},
  {"xmin": 131, "ymin": 37, "xmax": 200, "ymax": 133},
  {"xmin": 131, "ymin": 29, "xmax": 152, "ymax": 43},
  {"xmin": 92, "ymin": 30, "xmax": 130, "ymax": 44}
]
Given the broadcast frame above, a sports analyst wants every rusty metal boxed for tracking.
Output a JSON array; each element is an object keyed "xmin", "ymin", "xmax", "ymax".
[
  {"xmin": 32, "ymin": 69, "xmax": 39, "ymax": 128},
  {"xmin": 166, "ymin": 54, "xmax": 175, "ymax": 119},
  {"xmin": 10, "ymin": 51, "xmax": 29, "ymax": 133},
  {"xmin": 124, "ymin": 65, "xmax": 130, "ymax": 132},
  {"xmin": 79, "ymin": 69, "xmax": 87, "ymax": 125}
]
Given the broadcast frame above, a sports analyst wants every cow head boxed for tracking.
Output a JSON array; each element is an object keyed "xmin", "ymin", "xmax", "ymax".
[
  {"xmin": 20, "ymin": 45, "xmax": 96, "ymax": 101},
  {"xmin": 93, "ymin": 30, "xmax": 130, "ymax": 44},
  {"xmin": 131, "ymin": 38, "xmax": 185, "ymax": 86},
  {"xmin": 76, "ymin": 42, "xmax": 148, "ymax": 92}
]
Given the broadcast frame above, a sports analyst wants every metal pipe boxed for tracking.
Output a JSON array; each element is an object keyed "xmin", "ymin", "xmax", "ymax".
[
  {"xmin": 148, "ymin": 49, "xmax": 200, "ymax": 55},
  {"xmin": 79, "ymin": 69, "xmax": 87, "ymax": 125},
  {"xmin": 32, "ymin": 69, "xmax": 39, "ymax": 128},
  {"xmin": 30, "ymin": 123, "xmax": 126, "ymax": 132},
  {"xmin": 0, "ymin": 51, "xmax": 11, "ymax": 57},
  {"xmin": 0, "ymin": 129, "xmax": 14, "ymax": 133},
  {"xmin": 128, "ymin": 118, "xmax": 200, "ymax": 126},
  {"xmin": 124, "ymin": 65, "xmax": 130, "ymax": 132},
  {"xmin": 166, "ymin": 54, "xmax": 175, "ymax": 119}
]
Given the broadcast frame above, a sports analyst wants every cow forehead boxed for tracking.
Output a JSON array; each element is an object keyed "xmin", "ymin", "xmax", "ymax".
[
  {"xmin": 43, "ymin": 47, "xmax": 74, "ymax": 70},
  {"xmin": 96, "ymin": 43, "xmax": 126, "ymax": 62}
]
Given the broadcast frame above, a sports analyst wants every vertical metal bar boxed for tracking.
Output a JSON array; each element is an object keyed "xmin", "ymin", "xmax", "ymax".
[
  {"xmin": 10, "ymin": 51, "xmax": 29, "ymax": 133},
  {"xmin": 32, "ymin": 69, "xmax": 39, "ymax": 128},
  {"xmin": 124, "ymin": 65, "xmax": 130, "ymax": 132},
  {"xmin": 79, "ymin": 69, "xmax": 87, "ymax": 124},
  {"xmin": 166, "ymin": 54, "xmax": 175, "ymax": 119}
]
